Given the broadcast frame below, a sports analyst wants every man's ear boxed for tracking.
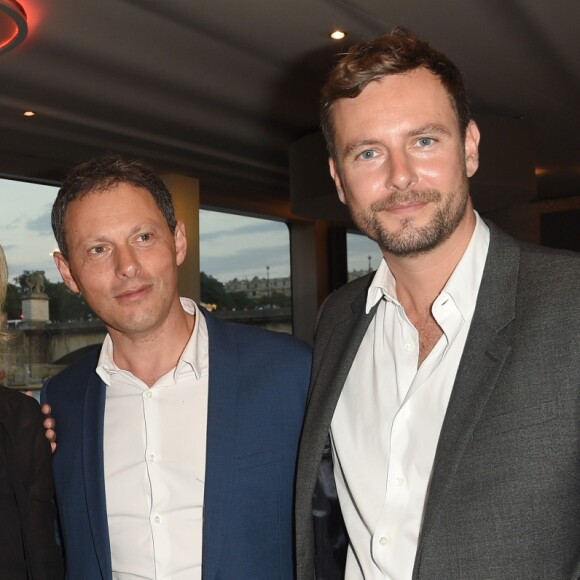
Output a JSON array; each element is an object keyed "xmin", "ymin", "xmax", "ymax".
[
  {"xmin": 464, "ymin": 120, "xmax": 480, "ymax": 178},
  {"xmin": 329, "ymin": 157, "xmax": 347, "ymax": 205},
  {"xmin": 174, "ymin": 220, "xmax": 187, "ymax": 266},
  {"xmin": 53, "ymin": 251, "xmax": 80, "ymax": 293}
]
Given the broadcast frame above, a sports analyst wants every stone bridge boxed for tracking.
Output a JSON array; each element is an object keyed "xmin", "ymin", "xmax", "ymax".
[{"xmin": 0, "ymin": 309, "xmax": 292, "ymax": 389}]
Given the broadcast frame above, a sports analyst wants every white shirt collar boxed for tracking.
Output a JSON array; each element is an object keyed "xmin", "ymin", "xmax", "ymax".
[
  {"xmin": 97, "ymin": 297, "xmax": 207, "ymax": 385},
  {"xmin": 365, "ymin": 211, "xmax": 490, "ymax": 318}
]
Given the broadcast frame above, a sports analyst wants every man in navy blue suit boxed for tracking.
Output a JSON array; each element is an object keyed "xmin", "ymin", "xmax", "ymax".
[{"xmin": 42, "ymin": 154, "xmax": 311, "ymax": 579}]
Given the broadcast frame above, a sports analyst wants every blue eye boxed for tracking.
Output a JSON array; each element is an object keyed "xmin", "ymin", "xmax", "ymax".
[
  {"xmin": 417, "ymin": 137, "xmax": 434, "ymax": 147},
  {"xmin": 359, "ymin": 150, "xmax": 376, "ymax": 159}
]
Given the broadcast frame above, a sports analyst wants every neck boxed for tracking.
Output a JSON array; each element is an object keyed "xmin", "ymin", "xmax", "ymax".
[
  {"xmin": 385, "ymin": 209, "xmax": 477, "ymax": 316},
  {"xmin": 108, "ymin": 299, "xmax": 196, "ymax": 387}
]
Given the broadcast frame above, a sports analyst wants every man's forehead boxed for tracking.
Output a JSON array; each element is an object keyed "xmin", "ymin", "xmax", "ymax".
[
  {"xmin": 64, "ymin": 183, "xmax": 161, "ymax": 226},
  {"xmin": 336, "ymin": 69, "xmax": 449, "ymax": 109},
  {"xmin": 332, "ymin": 71, "xmax": 460, "ymax": 142}
]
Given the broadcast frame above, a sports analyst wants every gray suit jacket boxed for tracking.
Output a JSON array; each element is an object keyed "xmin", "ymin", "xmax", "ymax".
[{"xmin": 296, "ymin": 222, "xmax": 580, "ymax": 580}]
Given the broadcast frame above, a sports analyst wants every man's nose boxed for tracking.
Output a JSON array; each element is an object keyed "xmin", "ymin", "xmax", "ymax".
[
  {"xmin": 114, "ymin": 245, "xmax": 140, "ymax": 278},
  {"xmin": 384, "ymin": 150, "xmax": 418, "ymax": 191}
]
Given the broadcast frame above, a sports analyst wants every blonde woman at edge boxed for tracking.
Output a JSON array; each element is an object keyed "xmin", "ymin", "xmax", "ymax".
[{"xmin": 0, "ymin": 244, "xmax": 64, "ymax": 580}]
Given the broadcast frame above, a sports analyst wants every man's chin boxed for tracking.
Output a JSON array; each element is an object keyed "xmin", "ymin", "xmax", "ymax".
[{"xmin": 372, "ymin": 220, "xmax": 445, "ymax": 257}]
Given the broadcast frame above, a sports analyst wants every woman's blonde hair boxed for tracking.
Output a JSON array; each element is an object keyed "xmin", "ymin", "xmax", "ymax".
[{"xmin": 0, "ymin": 244, "xmax": 8, "ymax": 342}]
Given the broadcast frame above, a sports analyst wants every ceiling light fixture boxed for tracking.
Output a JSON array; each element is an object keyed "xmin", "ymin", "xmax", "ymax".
[
  {"xmin": 23, "ymin": 110, "xmax": 35, "ymax": 116},
  {"xmin": 0, "ymin": 0, "xmax": 27, "ymax": 55},
  {"xmin": 330, "ymin": 29, "xmax": 346, "ymax": 40}
]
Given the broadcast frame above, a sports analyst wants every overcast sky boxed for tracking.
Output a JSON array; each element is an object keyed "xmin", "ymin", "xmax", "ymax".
[
  {"xmin": 0, "ymin": 178, "xmax": 381, "ymax": 286},
  {"xmin": 0, "ymin": 179, "xmax": 59, "ymax": 283}
]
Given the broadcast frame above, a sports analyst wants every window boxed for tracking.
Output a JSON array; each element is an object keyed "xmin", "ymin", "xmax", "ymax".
[
  {"xmin": 346, "ymin": 231, "xmax": 382, "ymax": 281},
  {"xmin": 199, "ymin": 209, "xmax": 292, "ymax": 333},
  {"xmin": 0, "ymin": 178, "xmax": 83, "ymax": 393}
]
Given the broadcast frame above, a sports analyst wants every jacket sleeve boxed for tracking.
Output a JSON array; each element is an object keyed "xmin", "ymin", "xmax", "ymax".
[{"xmin": 11, "ymin": 393, "xmax": 64, "ymax": 580}]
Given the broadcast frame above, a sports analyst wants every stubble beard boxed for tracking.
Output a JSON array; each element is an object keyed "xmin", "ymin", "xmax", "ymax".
[{"xmin": 350, "ymin": 182, "xmax": 470, "ymax": 258}]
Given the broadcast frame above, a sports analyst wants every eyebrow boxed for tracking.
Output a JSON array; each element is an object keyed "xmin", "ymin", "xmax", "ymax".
[
  {"xmin": 342, "ymin": 139, "xmax": 382, "ymax": 158},
  {"xmin": 81, "ymin": 224, "xmax": 154, "ymax": 245},
  {"xmin": 408, "ymin": 123, "xmax": 452, "ymax": 138}
]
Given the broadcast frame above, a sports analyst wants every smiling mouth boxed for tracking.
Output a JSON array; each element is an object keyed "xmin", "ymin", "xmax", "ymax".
[
  {"xmin": 386, "ymin": 201, "xmax": 428, "ymax": 214},
  {"xmin": 115, "ymin": 285, "xmax": 152, "ymax": 301},
  {"xmin": 392, "ymin": 200, "xmax": 425, "ymax": 208}
]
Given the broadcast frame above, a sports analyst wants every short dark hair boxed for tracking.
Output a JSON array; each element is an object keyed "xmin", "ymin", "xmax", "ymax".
[
  {"xmin": 321, "ymin": 26, "xmax": 471, "ymax": 159},
  {"xmin": 52, "ymin": 154, "xmax": 177, "ymax": 258}
]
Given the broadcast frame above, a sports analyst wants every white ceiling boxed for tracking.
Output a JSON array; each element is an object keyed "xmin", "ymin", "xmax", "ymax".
[{"xmin": 0, "ymin": 0, "xmax": 579, "ymax": 207}]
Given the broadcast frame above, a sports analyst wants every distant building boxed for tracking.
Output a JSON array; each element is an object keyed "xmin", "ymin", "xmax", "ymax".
[
  {"xmin": 224, "ymin": 269, "xmax": 375, "ymax": 296},
  {"xmin": 225, "ymin": 276, "xmax": 291, "ymax": 299}
]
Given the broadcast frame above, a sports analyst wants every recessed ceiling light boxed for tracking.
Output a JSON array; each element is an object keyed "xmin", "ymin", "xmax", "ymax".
[
  {"xmin": 0, "ymin": 0, "xmax": 28, "ymax": 55},
  {"xmin": 330, "ymin": 30, "xmax": 346, "ymax": 40},
  {"xmin": 23, "ymin": 110, "xmax": 35, "ymax": 116}
]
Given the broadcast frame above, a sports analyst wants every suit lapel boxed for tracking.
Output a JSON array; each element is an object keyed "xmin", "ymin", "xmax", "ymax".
[
  {"xmin": 415, "ymin": 225, "xmax": 520, "ymax": 567},
  {"xmin": 201, "ymin": 311, "xmax": 238, "ymax": 580},
  {"xmin": 310, "ymin": 290, "xmax": 376, "ymax": 431},
  {"xmin": 302, "ymin": 282, "xmax": 378, "ymax": 495},
  {"xmin": 81, "ymin": 369, "xmax": 112, "ymax": 579},
  {"xmin": 296, "ymin": 276, "xmax": 378, "ymax": 577}
]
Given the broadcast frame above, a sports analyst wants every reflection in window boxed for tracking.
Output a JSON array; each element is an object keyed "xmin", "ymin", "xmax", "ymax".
[
  {"xmin": 346, "ymin": 231, "xmax": 383, "ymax": 281},
  {"xmin": 199, "ymin": 210, "xmax": 292, "ymax": 334}
]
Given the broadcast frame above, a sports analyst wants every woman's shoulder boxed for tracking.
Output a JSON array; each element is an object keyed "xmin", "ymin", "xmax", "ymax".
[{"xmin": 0, "ymin": 386, "xmax": 41, "ymax": 425}]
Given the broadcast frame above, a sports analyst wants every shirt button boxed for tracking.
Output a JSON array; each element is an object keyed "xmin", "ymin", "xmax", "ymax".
[
  {"xmin": 148, "ymin": 454, "xmax": 156, "ymax": 463},
  {"xmin": 395, "ymin": 477, "xmax": 406, "ymax": 486},
  {"xmin": 145, "ymin": 391, "xmax": 153, "ymax": 399},
  {"xmin": 154, "ymin": 516, "xmax": 161, "ymax": 523},
  {"xmin": 379, "ymin": 536, "xmax": 389, "ymax": 546},
  {"xmin": 403, "ymin": 343, "xmax": 413, "ymax": 352}
]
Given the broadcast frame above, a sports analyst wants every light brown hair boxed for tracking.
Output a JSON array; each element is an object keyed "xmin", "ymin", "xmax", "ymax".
[{"xmin": 321, "ymin": 26, "xmax": 470, "ymax": 160}]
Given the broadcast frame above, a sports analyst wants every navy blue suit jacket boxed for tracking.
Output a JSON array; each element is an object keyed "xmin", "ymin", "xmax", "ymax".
[{"xmin": 42, "ymin": 310, "xmax": 311, "ymax": 579}]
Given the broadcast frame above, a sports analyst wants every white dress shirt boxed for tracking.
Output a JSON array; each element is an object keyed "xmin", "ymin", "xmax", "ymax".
[
  {"xmin": 97, "ymin": 298, "xmax": 208, "ymax": 580},
  {"xmin": 331, "ymin": 213, "xmax": 490, "ymax": 580}
]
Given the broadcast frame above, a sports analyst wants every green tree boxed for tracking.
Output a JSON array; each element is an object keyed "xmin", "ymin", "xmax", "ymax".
[
  {"xmin": 44, "ymin": 279, "xmax": 94, "ymax": 322},
  {"xmin": 14, "ymin": 271, "xmax": 94, "ymax": 322},
  {"xmin": 200, "ymin": 272, "xmax": 258, "ymax": 311},
  {"xmin": 4, "ymin": 283, "xmax": 22, "ymax": 320},
  {"xmin": 14, "ymin": 271, "xmax": 36, "ymax": 294},
  {"xmin": 257, "ymin": 291, "xmax": 291, "ymax": 309},
  {"xmin": 200, "ymin": 272, "xmax": 229, "ymax": 309},
  {"xmin": 226, "ymin": 290, "xmax": 255, "ymax": 311}
]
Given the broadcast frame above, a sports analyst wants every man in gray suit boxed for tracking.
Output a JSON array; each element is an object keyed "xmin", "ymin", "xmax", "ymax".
[{"xmin": 295, "ymin": 27, "xmax": 580, "ymax": 580}]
